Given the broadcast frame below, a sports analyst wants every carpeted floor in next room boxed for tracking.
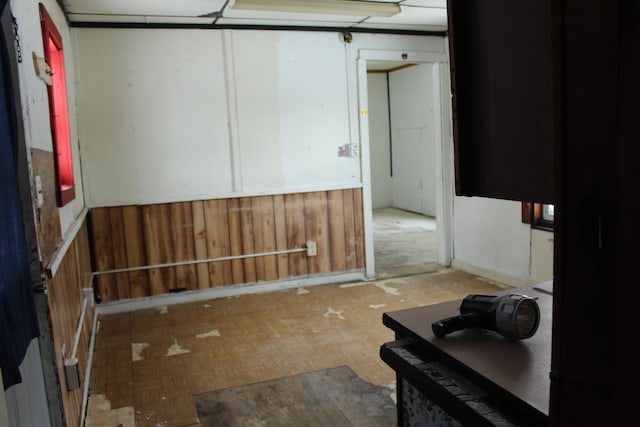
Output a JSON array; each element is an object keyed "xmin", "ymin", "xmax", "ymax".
[{"xmin": 85, "ymin": 267, "xmax": 509, "ymax": 427}]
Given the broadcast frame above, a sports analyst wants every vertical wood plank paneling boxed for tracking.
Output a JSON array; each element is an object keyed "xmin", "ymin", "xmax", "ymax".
[
  {"xmin": 252, "ymin": 196, "xmax": 279, "ymax": 281},
  {"xmin": 30, "ymin": 148, "xmax": 62, "ymax": 267},
  {"xmin": 352, "ymin": 189, "xmax": 365, "ymax": 268},
  {"xmin": 48, "ymin": 220, "xmax": 93, "ymax": 427},
  {"xmin": 327, "ymin": 190, "xmax": 347, "ymax": 271},
  {"xmin": 191, "ymin": 200, "xmax": 210, "ymax": 289},
  {"xmin": 90, "ymin": 207, "xmax": 117, "ymax": 302},
  {"xmin": 227, "ymin": 198, "xmax": 246, "ymax": 284},
  {"xmin": 74, "ymin": 222, "xmax": 93, "ymax": 291},
  {"xmin": 273, "ymin": 195, "xmax": 289, "ymax": 279},
  {"xmin": 50, "ymin": 261, "xmax": 78, "ymax": 426},
  {"xmin": 284, "ymin": 193, "xmax": 308, "ymax": 277},
  {"xmin": 204, "ymin": 199, "xmax": 233, "ymax": 286},
  {"xmin": 304, "ymin": 192, "xmax": 331, "ymax": 274},
  {"xmin": 143, "ymin": 204, "xmax": 176, "ymax": 295},
  {"xmin": 239, "ymin": 197, "xmax": 257, "ymax": 283},
  {"xmin": 122, "ymin": 205, "xmax": 149, "ymax": 298},
  {"xmin": 87, "ymin": 189, "xmax": 366, "ymax": 302},
  {"xmin": 342, "ymin": 189, "xmax": 358, "ymax": 270},
  {"xmin": 109, "ymin": 207, "xmax": 130, "ymax": 300},
  {"xmin": 170, "ymin": 202, "xmax": 197, "ymax": 290}
]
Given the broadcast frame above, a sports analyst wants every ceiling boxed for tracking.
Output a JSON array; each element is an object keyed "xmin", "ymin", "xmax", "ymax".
[{"xmin": 61, "ymin": 0, "xmax": 448, "ymax": 33}]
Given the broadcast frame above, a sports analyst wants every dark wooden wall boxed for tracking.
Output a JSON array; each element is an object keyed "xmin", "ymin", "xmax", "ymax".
[
  {"xmin": 89, "ymin": 189, "xmax": 365, "ymax": 302},
  {"xmin": 47, "ymin": 221, "xmax": 93, "ymax": 427}
]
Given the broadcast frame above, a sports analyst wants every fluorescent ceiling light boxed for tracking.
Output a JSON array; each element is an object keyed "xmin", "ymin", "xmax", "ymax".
[{"xmin": 229, "ymin": 0, "xmax": 401, "ymax": 17}]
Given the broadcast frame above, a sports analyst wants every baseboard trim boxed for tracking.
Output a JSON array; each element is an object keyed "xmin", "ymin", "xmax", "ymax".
[
  {"xmin": 94, "ymin": 271, "xmax": 365, "ymax": 316},
  {"xmin": 451, "ymin": 260, "xmax": 529, "ymax": 288}
]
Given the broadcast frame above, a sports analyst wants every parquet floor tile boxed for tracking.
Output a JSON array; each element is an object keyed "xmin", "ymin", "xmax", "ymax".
[{"xmin": 88, "ymin": 268, "xmax": 507, "ymax": 426}]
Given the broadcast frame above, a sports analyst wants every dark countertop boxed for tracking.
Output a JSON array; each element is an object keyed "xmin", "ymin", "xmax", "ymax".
[{"xmin": 383, "ymin": 285, "xmax": 552, "ymax": 419}]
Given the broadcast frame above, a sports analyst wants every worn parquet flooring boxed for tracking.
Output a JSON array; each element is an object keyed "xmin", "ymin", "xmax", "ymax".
[{"xmin": 85, "ymin": 267, "xmax": 508, "ymax": 426}]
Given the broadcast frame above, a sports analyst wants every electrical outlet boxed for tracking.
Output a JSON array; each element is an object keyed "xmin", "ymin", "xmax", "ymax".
[
  {"xmin": 306, "ymin": 241, "xmax": 317, "ymax": 256},
  {"xmin": 349, "ymin": 143, "xmax": 359, "ymax": 157}
]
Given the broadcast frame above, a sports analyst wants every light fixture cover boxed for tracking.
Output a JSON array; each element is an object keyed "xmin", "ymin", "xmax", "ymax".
[{"xmin": 229, "ymin": 0, "xmax": 401, "ymax": 17}]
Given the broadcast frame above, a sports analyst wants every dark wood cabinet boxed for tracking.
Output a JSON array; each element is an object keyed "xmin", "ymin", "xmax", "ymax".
[
  {"xmin": 448, "ymin": 0, "xmax": 558, "ymax": 203},
  {"xmin": 446, "ymin": 1, "xmax": 640, "ymax": 425}
]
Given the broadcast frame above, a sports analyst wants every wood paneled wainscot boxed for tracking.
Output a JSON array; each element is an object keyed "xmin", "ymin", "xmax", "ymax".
[
  {"xmin": 46, "ymin": 219, "xmax": 94, "ymax": 427},
  {"xmin": 89, "ymin": 189, "xmax": 365, "ymax": 302}
]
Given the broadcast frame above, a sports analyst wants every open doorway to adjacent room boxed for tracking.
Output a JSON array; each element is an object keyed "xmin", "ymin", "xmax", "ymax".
[{"xmin": 364, "ymin": 59, "xmax": 446, "ymax": 278}]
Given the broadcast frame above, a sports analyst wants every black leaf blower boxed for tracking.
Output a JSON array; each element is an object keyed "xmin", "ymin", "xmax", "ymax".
[{"xmin": 431, "ymin": 293, "xmax": 540, "ymax": 340}]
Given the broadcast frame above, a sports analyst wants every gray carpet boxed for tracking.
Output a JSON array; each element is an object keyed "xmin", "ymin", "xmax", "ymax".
[{"xmin": 193, "ymin": 365, "xmax": 396, "ymax": 427}]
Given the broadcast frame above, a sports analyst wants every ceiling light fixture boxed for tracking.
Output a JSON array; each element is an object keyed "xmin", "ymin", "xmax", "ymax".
[{"xmin": 229, "ymin": 0, "xmax": 401, "ymax": 17}]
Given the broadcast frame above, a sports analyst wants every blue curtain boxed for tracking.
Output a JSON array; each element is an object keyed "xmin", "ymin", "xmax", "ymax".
[{"xmin": 0, "ymin": 0, "xmax": 40, "ymax": 389}]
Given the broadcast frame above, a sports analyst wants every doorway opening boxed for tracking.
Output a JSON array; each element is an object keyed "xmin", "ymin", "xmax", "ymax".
[{"xmin": 359, "ymin": 54, "xmax": 452, "ymax": 278}]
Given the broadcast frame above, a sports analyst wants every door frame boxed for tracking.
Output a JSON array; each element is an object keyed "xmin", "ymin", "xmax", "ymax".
[{"xmin": 356, "ymin": 49, "xmax": 453, "ymax": 278}]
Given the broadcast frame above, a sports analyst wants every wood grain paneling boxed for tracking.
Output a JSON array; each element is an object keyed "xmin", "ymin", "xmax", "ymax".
[
  {"xmin": 328, "ymin": 190, "xmax": 347, "ymax": 272},
  {"xmin": 239, "ymin": 197, "xmax": 257, "ymax": 284},
  {"xmin": 109, "ymin": 207, "xmax": 130, "ymax": 300},
  {"xmin": 352, "ymin": 189, "xmax": 366, "ymax": 268},
  {"xmin": 342, "ymin": 189, "xmax": 358, "ymax": 271},
  {"xmin": 74, "ymin": 222, "xmax": 93, "ymax": 293},
  {"xmin": 191, "ymin": 201, "xmax": 210, "ymax": 289},
  {"xmin": 227, "ymin": 198, "xmax": 246, "ymax": 284},
  {"xmin": 121, "ymin": 205, "xmax": 149, "ymax": 297},
  {"xmin": 30, "ymin": 148, "xmax": 62, "ymax": 267},
  {"xmin": 143, "ymin": 204, "xmax": 176, "ymax": 295},
  {"xmin": 90, "ymin": 207, "xmax": 117, "ymax": 303},
  {"xmin": 48, "ymin": 220, "xmax": 93, "ymax": 427},
  {"xmin": 304, "ymin": 192, "xmax": 331, "ymax": 275},
  {"xmin": 204, "ymin": 199, "xmax": 233, "ymax": 287},
  {"xmin": 89, "ymin": 189, "xmax": 364, "ymax": 302},
  {"xmin": 273, "ymin": 195, "xmax": 289, "ymax": 278},
  {"xmin": 252, "ymin": 196, "xmax": 279, "ymax": 282},
  {"xmin": 170, "ymin": 202, "xmax": 197, "ymax": 290},
  {"xmin": 284, "ymin": 193, "xmax": 308, "ymax": 277}
]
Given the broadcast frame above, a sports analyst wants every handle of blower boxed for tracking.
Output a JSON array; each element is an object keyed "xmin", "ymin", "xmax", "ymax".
[{"xmin": 431, "ymin": 313, "xmax": 479, "ymax": 338}]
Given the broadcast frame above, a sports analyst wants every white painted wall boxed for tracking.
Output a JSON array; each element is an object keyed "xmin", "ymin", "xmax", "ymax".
[
  {"xmin": 453, "ymin": 197, "xmax": 532, "ymax": 285},
  {"xmin": 389, "ymin": 64, "xmax": 436, "ymax": 216},
  {"xmin": 366, "ymin": 73, "xmax": 392, "ymax": 209},
  {"xmin": 366, "ymin": 64, "xmax": 438, "ymax": 215},
  {"xmin": 74, "ymin": 30, "xmax": 447, "ymax": 207},
  {"xmin": 12, "ymin": 0, "xmax": 85, "ymax": 236},
  {"xmin": 235, "ymin": 31, "xmax": 356, "ymax": 191},
  {"xmin": 75, "ymin": 28, "xmax": 232, "ymax": 206},
  {"xmin": 75, "ymin": 29, "xmax": 360, "ymax": 206},
  {"xmin": 531, "ymin": 229, "xmax": 554, "ymax": 283}
]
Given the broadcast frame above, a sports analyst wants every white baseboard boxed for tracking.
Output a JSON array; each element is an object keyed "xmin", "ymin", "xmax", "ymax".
[
  {"xmin": 94, "ymin": 271, "xmax": 365, "ymax": 316},
  {"xmin": 451, "ymin": 259, "xmax": 530, "ymax": 288}
]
